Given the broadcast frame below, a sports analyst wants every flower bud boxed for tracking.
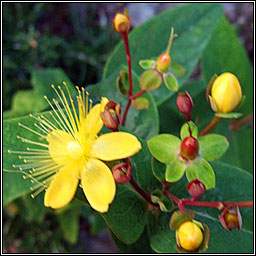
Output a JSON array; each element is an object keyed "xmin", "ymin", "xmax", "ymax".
[
  {"xmin": 100, "ymin": 101, "xmax": 120, "ymax": 131},
  {"xmin": 210, "ymin": 72, "xmax": 242, "ymax": 113},
  {"xmin": 219, "ymin": 207, "xmax": 242, "ymax": 231},
  {"xmin": 176, "ymin": 91, "xmax": 193, "ymax": 121},
  {"xmin": 113, "ymin": 13, "xmax": 130, "ymax": 34},
  {"xmin": 180, "ymin": 136, "xmax": 199, "ymax": 161},
  {"xmin": 157, "ymin": 53, "xmax": 171, "ymax": 73},
  {"xmin": 177, "ymin": 221, "xmax": 203, "ymax": 251},
  {"xmin": 112, "ymin": 162, "xmax": 131, "ymax": 184},
  {"xmin": 186, "ymin": 179, "xmax": 206, "ymax": 199}
]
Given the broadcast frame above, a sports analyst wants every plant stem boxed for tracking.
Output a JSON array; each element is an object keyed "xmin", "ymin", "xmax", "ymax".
[
  {"xmin": 199, "ymin": 116, "xmax": 220, "ymax": 136},
  {"xmin": 131, "ymin": 89, "xmax": 146, "ymax": 100},
  {"xmin": 129, "ymin": 176, "xmax": 159, "ymax": 209},
  {"xmin": 120, "ymin": 33, "xmax": 134, "ymax": 126},
  {"xmin": 164, "ymin": 190, "xmax": 253, "ymax": 210},
  {"xmin": 230, "ymin": 113, "xmax": 253, "ymax": 131}
]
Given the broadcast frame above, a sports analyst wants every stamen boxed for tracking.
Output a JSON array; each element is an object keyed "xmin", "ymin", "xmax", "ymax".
[{"xmin": 18, "ymin": 122, "xmax": 46, "ymax": 139}]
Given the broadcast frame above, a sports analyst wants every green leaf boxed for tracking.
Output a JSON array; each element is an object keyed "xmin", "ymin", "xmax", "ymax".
[
  {"xmin": 147, "ymin": 134, "xmax": 180, "ymax": 163},
  {"xmin": 198, "ymin": 134, "xmax": 229, "ymax": 161},
  {"xmin": 139, "ymin": 59, "xmax": 156, "ymax": 70},
  {"xmin": 151, "ymin": 189, "xmax": 173, "ymax": 212},
  {"xmin": 111, "ymin": 229, "xmax": 154, "ymax": 253},
  {"xmin": 215, "ymin": 112, "xmax": 243, "ymax": 119},
  {"xmin": 186, "ymin": 158, "xmax": 215, "ymax": 190},
  {"xmin": 116, "ymin": 71, "xmax": 129, "ymax": 97},
  {"xmin": 104, "ymin": 3, "xmax": 223, "ymax": 105},
  {"xmin": 57, "ymin": 206, "xmax": 81, "ymax": 244},
  {"xmin": 163, "ymin": 73, "xmax": 178, "ymax": 91},
  {"xmin": 171, "ymin": 61, "xmax": 185, "ymax": 78},
  {"xmin": 31, "ymin": 68, "xmax": 76, "ymax": 99},
  {"xmin": 148, "ymin": 162, "xmax": 253, "ymax": 253},
  {"xmin": 89, "ymin": 213, "xmax": 107, "ymax": 235},
  {"xmin": 151, "ymin": 157, "xmax": 166, "ymax": 182},
  {"xmin": 166, "ymin": 158, "xmax": 186, "ymax": 183},
  {"xmin": 169, "ymin": 210, "xmax": 194, "ymax": 230},
  {"xmin": 101, "ymin": 185, "xmax": 147, "ymax": 244},
  {"xmin": 180, "ymin": 121, "xmax": 198, "ymax": 139},
  {"xmin": 87, "ymin": 69, "xmax": 159, "ymax": 140},
  {"xmin": 131, "ymin": 97, "xmax": 149, "ymax": 110},
  {"xmin": 140, "ymin": 69, "xmax": 162, "ymax": 91},
  {"xmin": 202, "ymin": 16, "xmax": 253, "ymax": 116}
]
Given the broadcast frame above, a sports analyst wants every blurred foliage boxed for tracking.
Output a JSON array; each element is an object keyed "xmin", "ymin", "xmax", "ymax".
[{"xmin": 3, "ymin": 3, "xmax": 119, "ymax": 110}]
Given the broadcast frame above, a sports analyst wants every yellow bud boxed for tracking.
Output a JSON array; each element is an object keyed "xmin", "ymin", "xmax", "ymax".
[
  {"xmin": 157, "ymin": 53, "xmax": 171, "ymax": 73},
  {"xmin": 177, "ymin": 221, "xmax": 203, "ymax": 251},
  {"xmin": 113, "ymin": 13, "xmax": 129, "ymax": 34},
  {"xmin": 211, "ymin": 72, "xmax": 242, "ymax": 113}
]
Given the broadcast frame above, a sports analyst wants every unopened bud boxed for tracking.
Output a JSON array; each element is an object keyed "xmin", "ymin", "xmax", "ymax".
[
  {"xmin": 186, "ymin": 179, "xmax": 206, "ymax": 199},
  {"xmin": 29, "ymin": 39, "xmax": 38, "ymax": 48},
  {"xmin": 210, "ymin": 72, "xmax": 242, "ymax": 113},
  {"xmin": 180, "ymin": 136, "xmax": 199, "ymax": 161},
  {"xmin": 112, "ymin": 162, "xmax": 131, "ymax": 184},
  {"xmin": 177, "ymin": 221, "xmax": 203, "ymax": 251},
  {"xmin": 157, "ymin": 53, "xmax": 171, "ymax": 73},
  {"xmin": 219, "ymin": 207, "xmax": 242, "ymax": 231},
  {"xmin": 113, "ymin": 12, "xmax": 130, "ymax": 34},
  {"xmin": 100, "ymin": 101, "xmax": 120, "ymax": 131},
  {"xmin": 177, "ymin": 91, "xmax": 193, "ymax": 121}
]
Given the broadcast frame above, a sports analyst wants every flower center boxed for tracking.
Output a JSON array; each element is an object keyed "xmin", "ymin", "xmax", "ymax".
[{"xmin": 66, "ymin": 141, "xmax": 84, "ymax": 160}]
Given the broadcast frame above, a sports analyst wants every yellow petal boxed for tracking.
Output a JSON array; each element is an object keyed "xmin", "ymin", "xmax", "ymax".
[
  {"xmin": 81, "ymin": 158, "xmax": 116, "ymax": 213},
  {"xmin": 44, "ymin": 164, "xmax": 80, "ymax": 209},
  {"xmin": 83, "ymin": 97, "xmax": 108, "ymax": 136},
  {"xmin": 90, "ymin": 132, "xmax": 142, "ymax": 161},
  {"xmin": 47, "ymin": 130, "xmax": 83, "ymax": 165}
]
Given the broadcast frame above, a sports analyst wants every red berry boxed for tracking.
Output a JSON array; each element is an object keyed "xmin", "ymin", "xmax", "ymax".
[{"xmin": 180, "ymin": 136, "xmax": 199, "ymax": 160}]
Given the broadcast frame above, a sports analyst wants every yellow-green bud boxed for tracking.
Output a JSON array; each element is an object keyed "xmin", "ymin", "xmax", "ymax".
[
  {"xmin": 113, "ymin": 13, "xmax": 129, "ymax": 34},
  {"xmin": 177, "ymin": 221, "xmax": 203, "ymax": 251},
  {"xmin": 157, "ymin": 53, "xmax": 171, "ymax": 73},
  {"xmin": 211, "ymin": 72, "xmax": 242, "ymax": 113}
]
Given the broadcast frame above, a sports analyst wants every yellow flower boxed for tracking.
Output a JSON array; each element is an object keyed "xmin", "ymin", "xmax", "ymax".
[
  {"xmin": 113, "ymin": 13, "xmax": 129, "ymax": 34},
  {"xmin": 177, "ymin": 221, "xmax": 203, "ymax": 251},
  {"xmin": 211, "ymin": 72, "xmax": 242, "ymax": 113},
  {"xmin": 11, "ymin": 83, "xmax": 141, "ymax": 213}
]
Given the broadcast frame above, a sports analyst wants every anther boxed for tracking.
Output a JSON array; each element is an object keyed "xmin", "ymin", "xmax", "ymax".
[
  {"xmin": 51, "ymin": 84, "xmax": 55, "ymax": 88},
  {"xmin": 17, "ymin": 135, "xmax": 20, "ymax": 139},
  {"xmin": 8, "ymin": 149, "xmax": 11, "ymax": 153},
  {"xmin": 31, "ymin": 194, "xmax": 35, "ymax": 199},
  {"xmin": 12, "ymin": 164, "xmax": 16, "ymax": 168},
  {"xmin": 44, "ymin": 95, "xmax": 48, "ymax": 99},
  {"xmin": 19, "ymin": 167, "xmax": 23, "ymax": 171},
  {"xmin": 23, "ymin": 175, "xmax": 27, "ymax": 179},
  {"xmin": 23, "ymin": 159, "xmax": 27, "ymax": 163},
  {"xmin": 63, "ymin": 81, "xmax": 67, "ymax": 86},
  {"xmin": 31, "ymin": 180, "xmax": 34, "ymax": 184},
  {"xmin": 18, "ymin": 156, "xmax": 22, "ymax": 159},
  {"xmin": 27, "ymin": 147, "xmax": 30, "ymax": 151},
  {"xmin": 30, "ymin": 187, "xmax": 34, "ymax": 191},
  {"xmin": 58, "ymin": 85, "xmax": 62, "ymax": 90}
]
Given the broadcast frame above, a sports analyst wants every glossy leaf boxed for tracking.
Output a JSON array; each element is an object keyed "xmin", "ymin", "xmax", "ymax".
[
  {"xmin": 140, "ymin": 69, "xmax": 162, "ymax": 91},
  {"xmin": 166, "ymin": 158, "xmax": 186, "ymax": 183},
  {"xmin": 186, "ymin": 158, "xmax": 215, "ymax": 190},
  {"xmin": 147, "ymin": 134, "xmax": 180, "ymax": 163},
  {"xmin": 180, "ymin": 121, "xmax": 198, "ymax": 139},
  {"xmin": 163, "ymin": 73, "xmax": 178, "ymax": 91},
  {"xmin": 148, "ymin": 162, "xmax": 253, "ymax": 253},
  {"xmin": 170, "ymin": 61, "xmax": 186, "ymax": 78},
  {"xmin": 139, "ymin": 59, "xmax": 156, "ymax": 70},
  {"xmin": 57, "ymin": 206, "xmax": 81, "ymax": 244},
  {"xmin": 215, "ymin": 112, "xmax": 243, "ymax": 119},
  {"xmin": 104, "ymin": 3, "xmax": 223, "ymax": 105},
  {"xmin": 198, "ymin": 134, "xmax": 229, "ymax": 161},
  {"xmin": 131, "ymin": 97, "xmax": 149, "ymax": 110},
  {"xmin": 117, "ymin": 71, "xmax": 129, "ymax": 97}
]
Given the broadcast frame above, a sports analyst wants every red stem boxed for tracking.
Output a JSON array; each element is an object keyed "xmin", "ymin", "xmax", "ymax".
[
  {"xmin": 129, "ymin": 176, "xmax": 159, "ymax": 209},
  {"xmin": 131, "ymin": 89, "xmax": 146, "ymax": 100},
  {"xmin": 120, "ymin": 33, "xmax": 134, "ymax": 126},
  {"xmin": 199, "ymin": 116, "xmax": 220, "ymax": 136},
  {"xmin": 230, "ymin": 113, "xmax": 253, "ymax": 131}
]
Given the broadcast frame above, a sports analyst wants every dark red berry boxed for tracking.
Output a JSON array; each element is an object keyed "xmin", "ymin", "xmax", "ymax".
[{"xmin": 180, "ymin": 136, "xmax": 199, "ymax": 160}]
